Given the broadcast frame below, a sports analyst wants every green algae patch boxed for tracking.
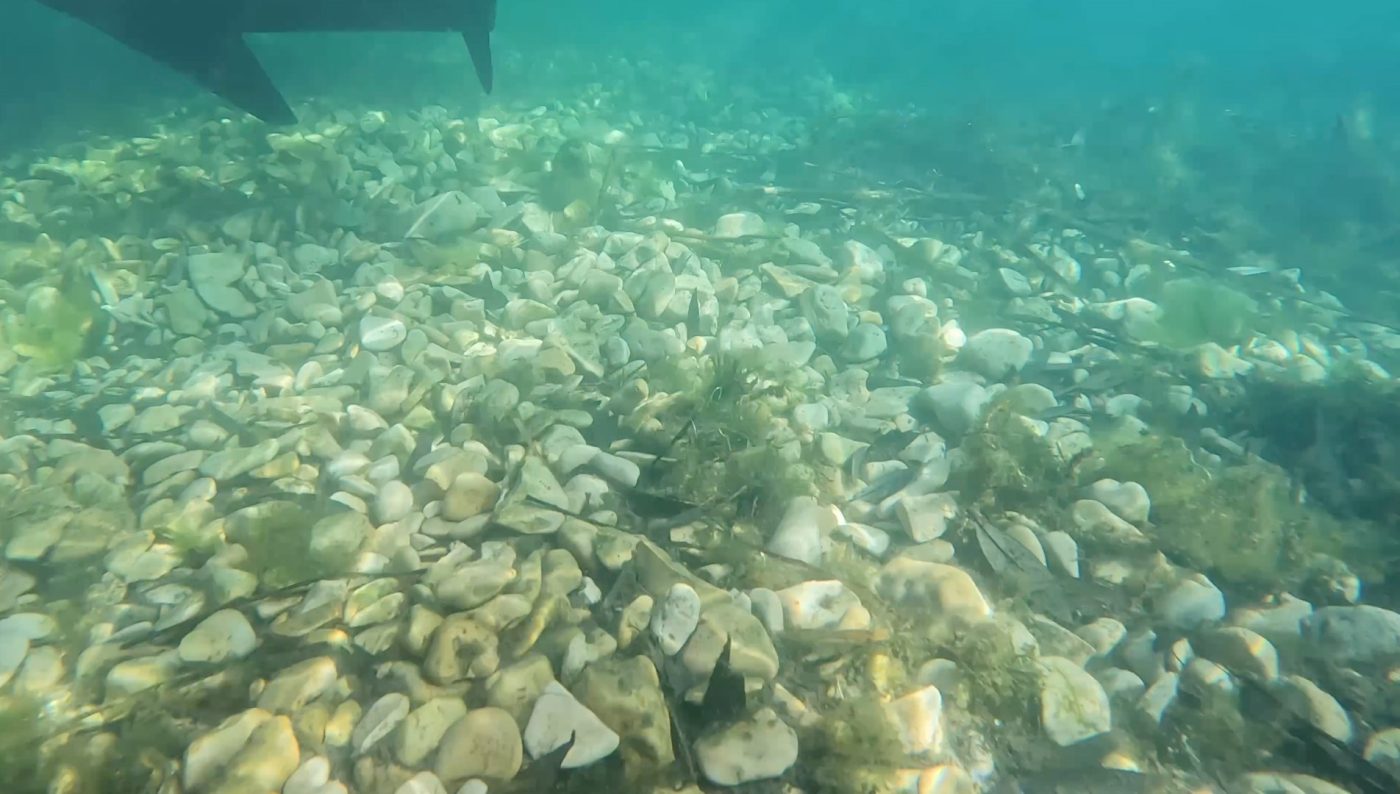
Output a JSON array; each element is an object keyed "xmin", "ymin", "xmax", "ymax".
[
  {"xmin": 226, "ymin": 501, "xmax": 355, "ymax": 590},
  {"xmin": 954, "ymin": 399, "xmax": 1081, "ymax": 520},
  {"xmin": 1141, "ymin": 278, "xmax": 1258, "ymax": 349},
  {"xmin": 799, "ymin": 697, "xmax": 908, "ymax": 794},
  {"xmin": 1096, "ymin": 432, "xmax": 1353, "ymax": 595}
]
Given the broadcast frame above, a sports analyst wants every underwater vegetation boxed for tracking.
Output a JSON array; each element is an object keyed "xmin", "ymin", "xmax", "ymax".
[
  {"xmin": 1139, "ymin": 277, "xmax": 1258, "ymax": 349},
  {"xmin": 1095, "ymin": 429, "xmax": 1362, "ymax": 598}
]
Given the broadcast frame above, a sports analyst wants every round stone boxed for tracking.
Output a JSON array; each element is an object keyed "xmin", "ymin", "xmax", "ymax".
[
  {"xmin": 178, "ymin": 609, "xmax": 256, "ymax": 664},
  {"xmin": 434, "ymin": 707, "xmax": 523, "ymax": 783},
  {"xmin": 360, "ymin": 315, "xmax": 407, "ymax": 351}
]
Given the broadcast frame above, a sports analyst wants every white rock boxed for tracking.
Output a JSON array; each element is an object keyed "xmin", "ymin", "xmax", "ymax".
[
  {"xmin": 1038, "ymin": 655, "xmax": 1112, "ymax": 746},
  {"xmin": 283, "ymin": 756, "xmax": 331, "ymax": 794},
  {"xmin": 895, "ymin": 492, "xmax": 959, "ymax": 542},
  {"xmin": 374, "ymin": 481, "xmax": 415, "ymax": 524},
  {"xmin": 876, "ymin": 557, "xmax": 991, "ymax": 625},
  {"xmin": 1070, "ymin": 499, "xmax": 1144, "ymax": 542},
  {"xmin": 1137, "ymin": 673, "xmax": 1179, "ymax": 724},
  {"xmin": 1274, "ymin": 675, "xmax": 1352, "ymax": 743},
  {"xmin": 776, "ymin": 580, "xmax": 867, "ymax": 631},
  {"xmin": 1086, "ymin": 479, "xmax": 1151, "ymax": 524},
  {"xmin": 918, "ymin": 381, "xmax": 992, "ymax": 436},
  {"xmin": 1042, "ymin": 531, "xmax": 1080, "ymax": 578},
  {"xmin": 748, "ymin": 588, "xmax": 785, "ymax": 634},
  {"xmin": 840, "ymin": 323, "xmax": 888, "ymax": 362},
  {"xmin": 1157, "ymin": 574, "xmax": 1226, "ymax": 631},
  {"xmin": 650, "ymin": 583, "xmax": 702, "ymax": 656},
  {"xmin": 962, "ymin": 328, "xmax": 1033, "ymax": 379},
  {"xmin": 187, "ymin": 251, "xmax": 256, "ymax": 318},
  {"xmin": 0, "ymin": 629, "xmax": 29, "ymax": 688},
  {"xmin": 178, "ymin": 609, "xmax": 256, "ymax": 664},
  {"xmin": 832, "ymin": 522, "xmax": 891, "ymax": 557},
  {"xmin": 767, "ymin": 496, "xmax": 839, "ymax": 564},
  {"xmin": 885, "ymin": 685, "xmax": 945, "ymax": 761},
  {"xmin": 0, "ymin": 613, "xmax": 57, "ymax": 642},
  {"xmin": 292, "ymin": 244, "xmax": 338, "ymax": 273},
  {"xmin": 257, "ymin": 657, "xmax": 338, "ymax": 714},
  {"xmin": 1363, "ymin": 728, "xmax": 1400, "ymax": 781},
  {"xmin": 435, "ymin": 707, "xmax": 523, "ymax": 783},
  {"xmin": 523, "ymin": 681, "xmax": 619, "ymax": 768},
  {"xmin": 395, "ymin": 697, "xmax": 469, "ymax": 768},
  {"xmin": 587, "ymin": 451, "xmax": 640, "ymax": 489},
  {"xmin": 713, "ymin": 212, "xmax": 766, "ymax": 239},
  {"xmin": 694, "ymin": 707, "xmax": 799, "ymax": 785},
  {"xmin": 352, "ymin": 693, "xmax": 412, "ymax": 755},
  {"xmin": 182, "ymin": 708, "xmax": 270, "ymax": 791},
  {"xmin": 395, "ymin": 772, "xmax": 448, "ymax": 794},
  {"xmin": 1195, "ymin": 626, "xmax": 1279, "ymax": 680},
  {"xmin": 1303, "ymin": 605, "xmax": 1400, "ymax": 664},
  {"xmin": 360, "ymin": 315, "xmax": 407, "ymax": 351}
]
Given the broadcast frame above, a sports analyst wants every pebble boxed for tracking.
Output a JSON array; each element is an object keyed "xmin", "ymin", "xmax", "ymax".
[
  {"xmin": 1038, "ymin": 655, "xmax": 1112, "ymax": 746},
  {"xmin": 885, "ymin": 685, "xmax": 945, "ymax": 761},
  {"xmin": 574, "ymin": 655, "xmax": 675, "ymax": 772},
  {"xmin": 523, "ymin": 681, "xmax": 620, "ymax": 769},
  {"xmin": 1302, "ymin": 605, "xmax": 1400, "ymax": 663},
  {"xmin": 183, "ymin": 708, "xmax": 271, "ymax": 791},
  {"xmin": 895, "ymin": 492, "xmax": 959, "ymax": 542},
  {"xmin": 1156, "ymin": 573, "xmax": 1226, "ymax": 631},
  {"xmin": 713, "ymin": 212, "xmax": 766, "ymax": 239},
  {"xmin": 876, "ymin": 557, "xmax": 992, "ymax": 626},
  {"xmin": 767, "ymin": 496, "xmax": 837, "ymax": 564},
  {"xmin": 776, "ymin": 580, "xmax": 867, "ymax": 631},
  {"xmin": 352, "ymin": 693, "xmax": 412, "ymax": 755},
  {"xmin": 694, "ymin": 707, "xmax": 799, "ymax": 785},
  {"xmin": 0, "ymin": 630, "xmax": 29, "ymax": 688},
  {"xmin": 917, "ymin": 380, "xmax": 993, "ymax": 436},
  {"xmin": 187, "ymin": 251, "xmax": 256, "ymax": 317},
  {"xmin": 441, "ymin": 472, "xmax": 500, "ymax": 521},
  {"xmin": 1194, "ymin": 626, "xmax": 1279, "ymax": 680},
  {"xmin": 1086, "ymin": 478, "xmax": 1151, "ymax": 524},
  {"xmin": 435, "ymin": 707, "xmax": 523, "ymax": 783},
  {"xmin": 256, "ymin": 656, "xmax": 338, "ymax": 714},
  {"xmin": 1273, "ymin": 675, "xmax": 1352, "ymax": 743},
  {"xmin": 395, "ymin": 697, "xmax": 469, "ymax": 768},
  {"xmin": 651, "ymin": 582, "xmax": 702, "ymax": 655},
  {"xmin": 1363, "ymin": 727, "xmax": 1400, "ymax": 780},
  {"xmin": 395, "ymin": 772, "xmax": 448, "ymax": 794},
  {"xmin": 961, "ymin": 328, "xmax": 1033, "ymax": 379},
  {"xmin": 283, "ymin": 757, "xmax": 331, "ymax": 794},
  {"xmin": 374, "ymin": 480, "xmax": 415, "ymax": 524},
  {"xmin": 178, "ymin": 609, "xmax": 256, "ymax": 664},
  {"xmin": 360, "ymin": 315, "xmax": 408, "ymax": 351}
]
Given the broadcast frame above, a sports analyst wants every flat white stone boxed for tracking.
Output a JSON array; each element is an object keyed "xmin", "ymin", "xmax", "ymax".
[{"xmin": 523, "ymin": 681, "xmax": 619, "ymax": 768}]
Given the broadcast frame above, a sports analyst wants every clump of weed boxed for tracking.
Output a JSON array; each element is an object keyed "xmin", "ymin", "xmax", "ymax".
[
  {"xmin": 1142, "ymin": 277, "xmax": 1258, "ymax": 349},
  {"xmin": 227, "ymin": 501, "xmax": 353, "ymax": 589},
  {"xmin": 945, "ymin": 621, "xmax": 1042, "ymax": 726},
  {"xmin": 799, "ymin": 697, "xmax": 908, "ymax": 794},
  {"xmin": 954, "ymin": 399, "xmax": 1080, "ymax": 520},
  {"xmin": 1096, "ymin": 432, "xmax": 1353, "ymax": 595}
]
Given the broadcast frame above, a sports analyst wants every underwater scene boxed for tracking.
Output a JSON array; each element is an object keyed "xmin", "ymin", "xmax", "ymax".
[{"xmin": 3, "ymin": 1, "xmax": 1400, "ymax": 792}]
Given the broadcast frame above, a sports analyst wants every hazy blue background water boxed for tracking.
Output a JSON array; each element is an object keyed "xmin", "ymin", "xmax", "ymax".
[{"xmin": 4, "ymin": 0, "xmax": 1399, "ymax": 148}]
